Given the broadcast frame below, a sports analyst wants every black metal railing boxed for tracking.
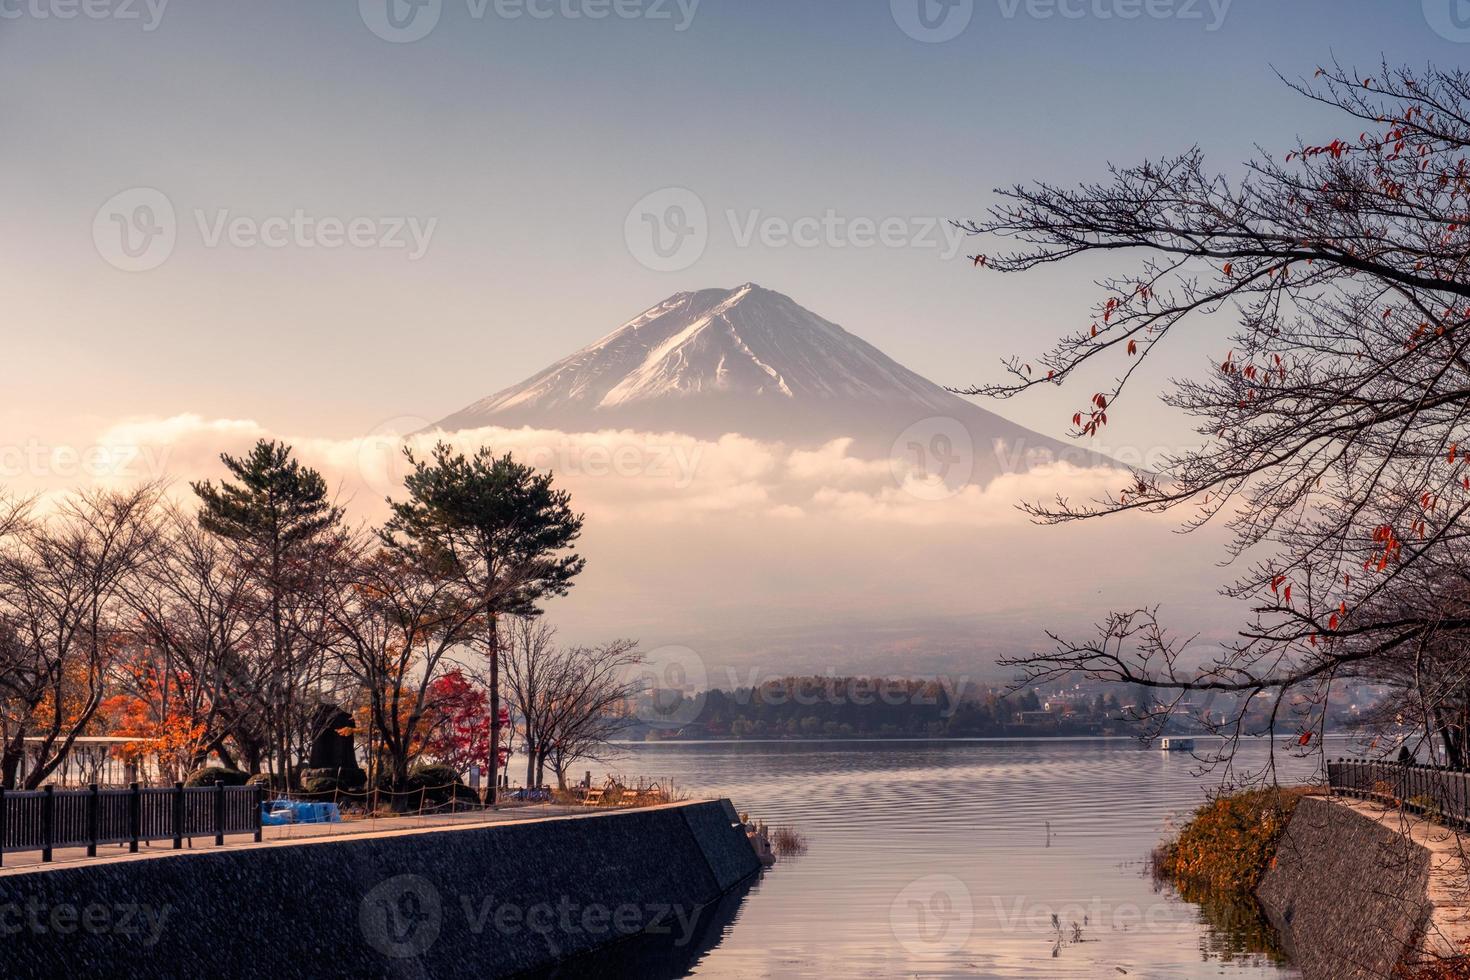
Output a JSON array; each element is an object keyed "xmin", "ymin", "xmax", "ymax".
[
  {"xmin": 0, "ymin": 782, "xmax": 264, "ymax": 865},
  {"xmin": 1327, "ymin": 758, "xmax": 1470, "ymax": 828}
]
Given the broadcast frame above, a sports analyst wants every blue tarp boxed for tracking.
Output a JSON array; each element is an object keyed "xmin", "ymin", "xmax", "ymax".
[{"xmin": 261, "ymin": 800, "xmax": 342, "ymax": 824}]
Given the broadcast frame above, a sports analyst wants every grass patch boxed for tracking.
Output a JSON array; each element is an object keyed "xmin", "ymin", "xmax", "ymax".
[
  {"xmin": 770, "ymin": 825, "xmax": 808, "ymax": 857},
  {"xmin": 1151, "ymin": 786, "xmax": 1309, "ymax": 897}
]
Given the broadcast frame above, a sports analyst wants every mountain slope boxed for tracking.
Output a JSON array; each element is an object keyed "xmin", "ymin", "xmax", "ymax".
[{"xmin": 435, "ymin": 284, "xmax": 1109, "ymax": 477}]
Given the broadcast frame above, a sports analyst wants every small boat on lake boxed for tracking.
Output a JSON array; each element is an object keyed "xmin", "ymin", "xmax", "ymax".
[{"xmin": 1160, "ymin": 737, "xmax": 1196, "ymax": 752}]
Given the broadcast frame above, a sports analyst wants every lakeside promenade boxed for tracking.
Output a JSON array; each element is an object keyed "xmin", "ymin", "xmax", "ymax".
[{"xmin": 0, "ymin": 801, "xmax": 595, "ymax": 874}]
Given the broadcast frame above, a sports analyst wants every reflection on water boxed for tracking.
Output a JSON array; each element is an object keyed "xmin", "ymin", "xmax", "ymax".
[
  {"xmin": 533, "ymin": 876, "xmax": 761, "ymax": 980},
  {"xmin": 1154, "ymin": 875, "xmax": 1291, "ymax": 967},
  {"xmin": 595, "ymin": 738, "xmax": 1316, "ymax": 979}
]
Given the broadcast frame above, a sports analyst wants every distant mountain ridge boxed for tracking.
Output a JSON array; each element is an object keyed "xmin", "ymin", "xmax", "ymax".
[{"xmin": 436, "ymin": 284, "xmax": 1111, "ymax": 479}]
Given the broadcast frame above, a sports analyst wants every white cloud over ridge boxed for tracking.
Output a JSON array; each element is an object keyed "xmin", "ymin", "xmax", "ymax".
[
  {"xmin": 61, "ymin": 414, "xmax": 1132, "ymax": 529},
  {"xmin": 1, "ymin": 414, "xmax": 1235, "ymax": 671}
]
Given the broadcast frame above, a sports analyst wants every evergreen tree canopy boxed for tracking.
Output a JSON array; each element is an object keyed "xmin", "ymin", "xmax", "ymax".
[
  {"xmin": 191, "ymin": 439, "xmax": 343, "ymax": 549},
  {"xmin": 381, "ymin": 442, "xmax": 585, "ymax": 616}
]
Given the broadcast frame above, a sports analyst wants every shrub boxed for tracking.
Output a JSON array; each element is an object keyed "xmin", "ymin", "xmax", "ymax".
[
  {"xmin": 299, "ymin": 767, "xmax": 367, "ymax": 795},
  {"xmin": 184, "ymin": 766, "xmax": 249, "ymax": 788},
  {"xmin": 771, "ymin": 826, "xmax": 809, "ymax": 857},
  {"xmin": 366, "ymin": 763, "xmax": 475, "ymax": 808},
  {"xmin": 245, "ymin": 772, "xmax": 289, "ymax": 792},
  {"xmin": 1152, "ymin": 786, "xmax": 1308, "ymax": 896},
  {"xmin": 408, "ymin": 761, "xmax": 459, "ymax": 784}
]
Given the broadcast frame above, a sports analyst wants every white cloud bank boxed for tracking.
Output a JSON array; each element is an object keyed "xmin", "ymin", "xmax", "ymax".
[
  {"xmin": 0, "ymin": 414, "xmax": 1235, "ymax": 671},
  {"xmin": 37, "ymin": 414, "xmax": 1131, "ymax": 529}
]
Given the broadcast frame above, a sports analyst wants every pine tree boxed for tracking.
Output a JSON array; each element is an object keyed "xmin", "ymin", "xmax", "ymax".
[
  {"xmin": 191, "ymin": 440, "xmax": 344, "ymax": 780},
  {"xmin": 381, "ymin": 442, "xmax": 584, "ymax": 803}
]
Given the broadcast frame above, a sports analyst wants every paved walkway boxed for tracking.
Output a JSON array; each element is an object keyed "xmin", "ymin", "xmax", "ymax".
[
  {"xmin": 0, "ymin": 802, "xmax": 595, "ymax": 875},
  {"xmin": 1331, "ymin": 796, "xmax": 1470, "ymax": 961}
]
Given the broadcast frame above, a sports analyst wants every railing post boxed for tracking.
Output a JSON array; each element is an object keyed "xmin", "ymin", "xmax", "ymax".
[
  {"xmin": 87, "ymin": 783, "xmax": 99, "ymax": 858},
  {"xmin": 128, "ymin": 781, "xmax": 140, "ymax": 853},
  {"xmin": 172, "ymin": 782, "xmax": 184, "ymax": 849},
  {"xmin": 0, "ymin": 785, "xmax": 7, "ymax": 868},
  {"xmin": 40, "ymin": 785, "xmax": 54, "ymax": 863},
  {"xmin": 253, "ymin": 785, "xmax": 264, "ymax": 843},
  {"xmin": 214, "ymin": 780, "xmax": 225, "ymax": 846}
]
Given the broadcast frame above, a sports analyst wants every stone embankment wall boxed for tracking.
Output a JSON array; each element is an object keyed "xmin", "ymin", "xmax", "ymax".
[
  {"xmin": 0, "ymin": 799, "xmax": 760, "ymax": 979},
  {"xmin": 1257, "ymin": 795, "xmax": 1470, "ymax": 979}
]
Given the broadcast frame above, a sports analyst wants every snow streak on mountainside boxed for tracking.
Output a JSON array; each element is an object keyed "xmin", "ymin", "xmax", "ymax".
[{"xmin": 436, "ymin": 284, "xmax": 1111, "ymax": 477}]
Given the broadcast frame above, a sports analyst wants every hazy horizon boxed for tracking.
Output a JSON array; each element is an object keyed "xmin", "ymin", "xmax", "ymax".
[{"xmin": 4, "ymin": 0, "xmax": 1458, "ymax": 671}]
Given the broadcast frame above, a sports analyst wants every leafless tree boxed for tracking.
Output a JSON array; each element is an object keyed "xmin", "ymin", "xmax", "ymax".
[
  {"xmin": 0, "ymin": 487, "xmax": 160, "ymax": 788},
  {"xmin": 958, "ymin": 61, "xmax": 1470, "ymax": 767},
  {"xmin": 538, "ymin": 639, "xmax": 642, "ymax": 789},
  {"xmin": 501, "ymin": 615, "xmax": 559, "ymax": 788},
  {"xmin": 502, "ymin": 620, "xmax": 641, "ymax": 789},
  {"xmin": 118, "ymin": 504, "xmax": 261, "ymax": 772},
  {"xmin": 321, "ymin": 541, "xmax": 478, "ymax": 790}
]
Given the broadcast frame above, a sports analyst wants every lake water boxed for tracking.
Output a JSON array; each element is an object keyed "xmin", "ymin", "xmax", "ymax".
[{"xmin": 590, "ymin": 738, "xmax": 1322, "ymax": 979}]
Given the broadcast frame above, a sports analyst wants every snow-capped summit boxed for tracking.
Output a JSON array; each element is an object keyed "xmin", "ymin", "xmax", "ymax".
[
  {"xmin": 442, "ymin": 284, "xmax": 958, "ymax": 416},
  {"xmin": 435, "ymin": 284, "xmax": 1105, "ymax": 477}
]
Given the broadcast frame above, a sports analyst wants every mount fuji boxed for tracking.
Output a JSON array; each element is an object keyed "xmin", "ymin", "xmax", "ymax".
[{"xmin": 435, "ymin": 284, "xmax": 1109, "ymax": 480}]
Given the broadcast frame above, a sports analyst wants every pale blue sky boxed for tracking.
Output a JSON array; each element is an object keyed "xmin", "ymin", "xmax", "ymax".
[{"xmin": 0, "ymin": 0, "xmax": 1457, "ymax": 455}]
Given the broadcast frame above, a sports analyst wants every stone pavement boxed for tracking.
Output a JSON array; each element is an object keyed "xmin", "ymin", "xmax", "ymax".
[{"xmin": 0, "ymin": 802, "xmax": 592, "ymax": 875}]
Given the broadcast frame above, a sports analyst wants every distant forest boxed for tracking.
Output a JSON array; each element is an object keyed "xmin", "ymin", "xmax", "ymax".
[
  {"xmin": 640, "ymin": 677, "xmax": 1146, "ymax": 740},
  {"xmin": 634, "ymin": 675, "xmax": 1379, "ymax": 741}
]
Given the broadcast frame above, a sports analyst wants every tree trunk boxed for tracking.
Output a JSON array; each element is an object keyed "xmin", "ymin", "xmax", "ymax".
[
  {"xmin": 487, "ymin": 613, "xmax": 501, "ymax": 805},
  {"xmin": 239, "ymin": 737, "xmax": 262, "ymax": 776},
  {"xmin": 1436, "ymin": 707, "xmax": 1463, "ymax": 769},
  {"xmin": 0, "ymin": 730, "xmax": 24, "ymax": 790}
]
